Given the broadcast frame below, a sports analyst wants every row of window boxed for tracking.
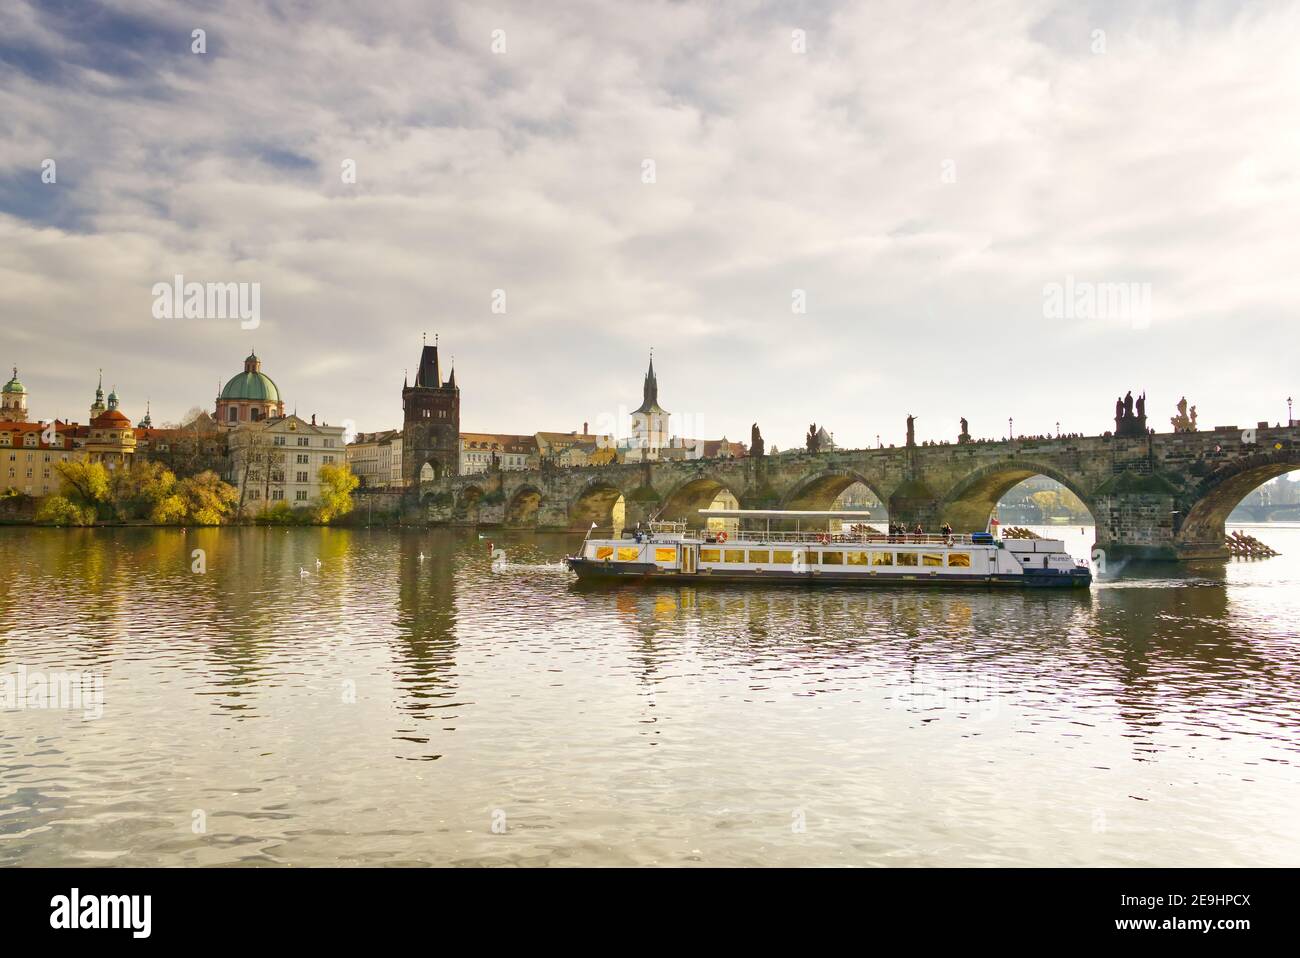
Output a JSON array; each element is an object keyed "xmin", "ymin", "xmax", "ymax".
[
  {"xmin": 594, "ymin": 545, "xmax": 976, "ymax": 568},
  {"xmin": 246, "ymin": 489, "xmax": 310, "ymax": 502},
  {"xmin": 697, "ymin": 548, "xmax": 972, "ymax": 567}
]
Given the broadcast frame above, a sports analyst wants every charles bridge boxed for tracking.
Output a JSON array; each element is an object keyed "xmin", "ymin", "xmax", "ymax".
[{"xmin": 416, "ymin": 424, "xmax": 1300, "ymax": 561}]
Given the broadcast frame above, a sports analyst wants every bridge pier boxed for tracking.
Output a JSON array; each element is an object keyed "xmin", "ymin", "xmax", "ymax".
[
  {"xmin": 1092, "ymin": 474, "xmax": 1186, "ymax": 561},
  {"xmin": 888, "ymin": 479, "xmax": 941, "ymax": 532}
]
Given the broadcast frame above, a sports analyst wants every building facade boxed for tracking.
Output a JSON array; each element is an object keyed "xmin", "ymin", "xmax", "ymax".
[
  {"xmin": 227, "ymin": 414, "xmax": 346, "ymax": 513},
  {"xmin": 402, "ymin": 339, "xmax": 459, "ymax": 484},
  {"xmin": 0, "ymin": 421, "xmax": 76, "ymax": 496},
  {"xmin": 459, "ymin": 433, "xmax": 539, "ymax": 474},
  {"xmin": 347, "ymin": 429, "xmax": 405, "ymax": 488}
]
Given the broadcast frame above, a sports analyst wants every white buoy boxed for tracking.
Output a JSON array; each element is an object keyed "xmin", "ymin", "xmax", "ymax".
[{"xmin": 315, "ymin": 558, "xmax": 322, "ymax": 569}]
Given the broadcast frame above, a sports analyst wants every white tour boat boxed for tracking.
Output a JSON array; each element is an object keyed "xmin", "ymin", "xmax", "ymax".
[{"xmin": 566, "ymin": 509, "xmax": 1091, "ymax": 589}]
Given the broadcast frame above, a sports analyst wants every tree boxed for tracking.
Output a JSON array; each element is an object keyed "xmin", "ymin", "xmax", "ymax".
[
  {"xmin": 108, "ymin": 460, "xmax": 177, "ymax": 520},
  {"xmin": 35, "ymin": 495, "xmax": 95, "ymax": 526},
  {"xmin": 316, "ymin": 462, "xmax": 360, "ymax": 522},
  {"xmin": 53, "ymin": 460, "xmax": 111, "ymax": 518},
  {"xmin": 176, "ymin": 470, "xmax": 239, "ymax": 525}
]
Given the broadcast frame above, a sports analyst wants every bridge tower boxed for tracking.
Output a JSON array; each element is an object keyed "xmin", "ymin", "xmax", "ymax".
[{"xmin": 402, "ymin": 335, "xmax": 460, "ymax": 487}]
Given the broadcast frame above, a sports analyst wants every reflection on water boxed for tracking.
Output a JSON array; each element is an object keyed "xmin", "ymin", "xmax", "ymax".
[{"xmin": 0, "ymin": 524, "xmax": 1297, "ymax": 866}]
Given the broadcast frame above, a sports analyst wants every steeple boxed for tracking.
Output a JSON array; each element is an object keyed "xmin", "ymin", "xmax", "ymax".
[
  {"xmin": 634, "ymin": 350, "xmax": 667, "ymax": 415},
  {"xmin": 414, "ymin": 333, "xmax": 442, "ymax": 388},
  {"xmin": 138, "ymin": 398, "xmax": 153, "ymax": 429},
  {"xmin": 446, "ymin": 355, "xmax": 456, "ymax": 389}
]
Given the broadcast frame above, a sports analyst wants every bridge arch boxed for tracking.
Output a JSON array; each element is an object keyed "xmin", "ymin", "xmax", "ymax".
[
  {"xmin": 1177, "ymin": 451, "xmax": 1300, "ymax": 553},
  {"xmin": 779, "ymin": 469, "xmax": 890, "ymax": 515},
  {"xmin": 657, "ymin": 475, "xmax": 746, "ymax": 522},
  {"xmin": 938, "ymin": 460, "xmax": 1096, "ymax": 533},
  {"xmin": 454, "ymin": 486, "xmax": 484, "ymax": 524},
  {"xmin": 570, "ymin": 479, "xmax": 628, "ymax": 531},
  {"xmin": 505, "ymin": 485, "xmax": 543, "ymax": 527}
]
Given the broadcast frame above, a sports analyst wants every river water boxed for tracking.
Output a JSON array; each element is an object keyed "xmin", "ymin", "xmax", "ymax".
[{"xmin": 1, "ymin": 523, "xmax": 1296, "ymax": 867}]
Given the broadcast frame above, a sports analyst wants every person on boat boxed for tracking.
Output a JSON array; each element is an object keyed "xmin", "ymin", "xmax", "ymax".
[{"xmin": 939, "ymin": 522, "xmax": 953, "ymax": 538}]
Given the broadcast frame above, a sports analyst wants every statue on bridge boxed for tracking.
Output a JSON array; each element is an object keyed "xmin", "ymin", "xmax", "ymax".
[
  {"xmin": 806, "ymin": 423, "xmax": 820, "ymax": 454},
  {"xmin": 751, "ymin": 423, "xmax": 764, "ymax": 458},
  {"xmin": 1171, "ymin": 397, "xmax": 1199, "ymax": 432},
  {"xmin": 906, "ymin": 415, "xmax": 916, "ymax": 448},
  {"xmin": 958, "ymin": 417, "xmax": 970, "ymax": 444},
  {"xmin": 1115, "ymin": 389, "xmax": 1149, "ymax": 438}
]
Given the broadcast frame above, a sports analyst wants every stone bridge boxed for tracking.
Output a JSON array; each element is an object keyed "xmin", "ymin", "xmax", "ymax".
[{"xmin": 419, "ymin": 425, "xmax": 1300, "ymax": 560}]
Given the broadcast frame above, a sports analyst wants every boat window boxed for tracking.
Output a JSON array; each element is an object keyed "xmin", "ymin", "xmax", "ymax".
[
  {"xmin": 655, "ymin": 547, "xmax": 676, "ymax": 563},
  {"xmin": 896, "ymin": 552, "xmax": 918, "ymax": 566},
  {"xmin": 700, "ymin": 549, "xmax": 721, "ymax": 563},
  {"xmin": 773, "ymin": 549, "xmax": 794, "ymax": 565},
  {"xmin": 921, "ymin": 553, "xmax": 944, "ymax": 566},
  {"xmin": 870, "ymin": 551, "xmax": 893, "ymax": 566},
  {"xmin": 947, "ymin": 552, "xmax": 971, "ymax": 567},
  {"xmin": 725, "ymin": 549, "xmax": 746, "ymax": 563},
  {"xmin": 617, "ymin": 546, "xmax": 641, "ymax": 562},
  {"xmin": 822, "ymin": 551, "xmax": 843, "ymax": 565},
  {"xmin": 846, "ymin": 551, "xmax": 868, "ymax": 565},
  {"xmin": 748, "ymin": 550, "xmax": 770, "ymax": 564},
  {"xmin": 595, "ymin": 546, "xmax": 614, "ymax": 560}
]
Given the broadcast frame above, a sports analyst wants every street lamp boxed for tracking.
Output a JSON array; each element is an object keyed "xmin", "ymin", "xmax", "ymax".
[
  {"xmin": 876, "ymin": 433, "xmax": 881, "ymax": 448},
  {"xmin": 1289, "ymin": 396, "xmax": 1293, "ymax": 426}
]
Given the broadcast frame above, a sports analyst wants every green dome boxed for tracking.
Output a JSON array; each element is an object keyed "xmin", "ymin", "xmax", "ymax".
[
  {"xmin": 3, "ymin": 368, "xmax": 23, "ymax": 394},
  {"xmin": 221, "ymin": 370, "xmax": 281, "ymax": 401}
]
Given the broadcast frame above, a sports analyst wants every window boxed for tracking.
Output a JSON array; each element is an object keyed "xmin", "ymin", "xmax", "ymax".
[
  {"xmin": 323, "ymin": 455, "xmax": 334, "ymax": 464},
  {"xmin": 846, "ymin": 551, "xmax": 869, "ymax": 565},
  {"xmin": 870, "ymin": 551, "xmax": 893, "ymax": 566},
  {"xmin": 821, "ymin": 551, "xmax": 843, "ymax": 565},
  {"xmin": 296, "ymin": 471, "xmax": 308, "ymax": 482},
  {"xmin": 297, "ymin": 454, "xmax": 308, "ymax": 464},
  {"xmin": 700, "ymin": 549, "xmax": 721, "ymax": 563},
  {"xmin": 298, "ymin": 437, "xmax": 310, "ymax": 446},
  {"xmin": 772, "ymin": 549, "xmax": 794, "ymax": 565},
  {"xmin": 249, "ymin": 489, "xmax": 260, "ymax": 500},
  {"xmin": 594, "ymin": 545, "xmax": 614, "ymax": 560},
  {"xmin": 616, "ymin": 546, "xmax": 640, "ymax": 562},
  {"xmin": 228, "ymin": 408, "xmax": 238, "ymax": 422},
  {"xmin": 748, "ymin": 550, "xmax": 770, "ymax": 563},
  {"xmin": 324, "ymin": 439, "xmax": 334, "ymax": 448},
  {"xmin": 271, "ymin": 489, "xmax": 284, "ymax": 500},
  {"xmin": 655, "ymin": 547, "xmax": 676, "ymax": 563},
  {"xmin": 724, "ymin": 549, "xmax": 746, "ymax": 563},
  {"xmin": 273, "ymin": 436, "xmax": 285, "ymax": 446},
  {"xmin": 295, "ymin": 491, "xmax": 308, "ymax": 501},
  {"xmin": 896, "ymin": 552, "xmax": 918, "ymax": 566},
  {"xmin": 922, "ymin": 553, "xmax": 944, "ymax": 566},
  {"xmin": 947, "ymin": 553, "xmax": 971, "ymax": 567}
]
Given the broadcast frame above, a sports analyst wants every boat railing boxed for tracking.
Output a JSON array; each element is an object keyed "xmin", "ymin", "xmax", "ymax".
[{"xmin": 698, "ymin": 530, "xmax": 985, "ymax": 546}]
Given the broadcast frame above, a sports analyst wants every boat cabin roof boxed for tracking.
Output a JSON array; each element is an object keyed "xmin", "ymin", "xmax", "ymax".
[{"xmin": 698, "ymin": 508, "xmax": 872, "ymax": 519}]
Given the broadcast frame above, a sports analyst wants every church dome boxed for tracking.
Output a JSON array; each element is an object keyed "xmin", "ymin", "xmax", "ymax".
[
  {"xmin": 2, "ymin": 368, "xmax": 24, "ymax": 394},
  {"xmin": 221, "ymin": 351, "xmax": 281, "ymax": 402}
]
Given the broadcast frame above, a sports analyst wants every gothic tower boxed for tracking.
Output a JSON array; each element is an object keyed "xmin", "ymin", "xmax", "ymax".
[{"xmin": 402, "ymin": 335, "xmax": 460, "ymax": 485}]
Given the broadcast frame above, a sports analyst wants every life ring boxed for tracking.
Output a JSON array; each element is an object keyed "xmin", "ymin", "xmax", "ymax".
[
  {"xmin": 818, "ymin": 533, "xmax": 830, "ymax": 545},
  {"xmin": 716, "ymin": 531, "xmax": 728, "ymax": 543}
]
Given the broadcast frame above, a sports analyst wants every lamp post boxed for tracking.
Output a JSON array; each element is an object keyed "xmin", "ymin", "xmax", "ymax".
[
  {"xmin": 1289, "ymin": 396, "xmax": 1293, "ymax": 426},
  {"xmin": 1008, "ymin": 417, "xmax": 1013, "ymax": 440},
  {"xmin": 1055, "ymin": 421, "xmax": 1060, "ymax": 437}
]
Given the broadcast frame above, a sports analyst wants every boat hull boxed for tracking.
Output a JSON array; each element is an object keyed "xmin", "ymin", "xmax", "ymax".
[{"xmin": 566, "ymin": 558, "xmax": 1090, "ymax": 589}]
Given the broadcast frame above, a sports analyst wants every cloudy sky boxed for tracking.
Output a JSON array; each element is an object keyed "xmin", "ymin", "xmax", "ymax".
[{"xmin": 2, "ymin": 0, "xmax": 1297, "ymax": 449}]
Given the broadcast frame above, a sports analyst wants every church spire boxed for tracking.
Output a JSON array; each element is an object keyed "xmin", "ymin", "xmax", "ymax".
[{"xmin": 633, "ymin": 350, "xmax": 666, "ymax": 415}]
